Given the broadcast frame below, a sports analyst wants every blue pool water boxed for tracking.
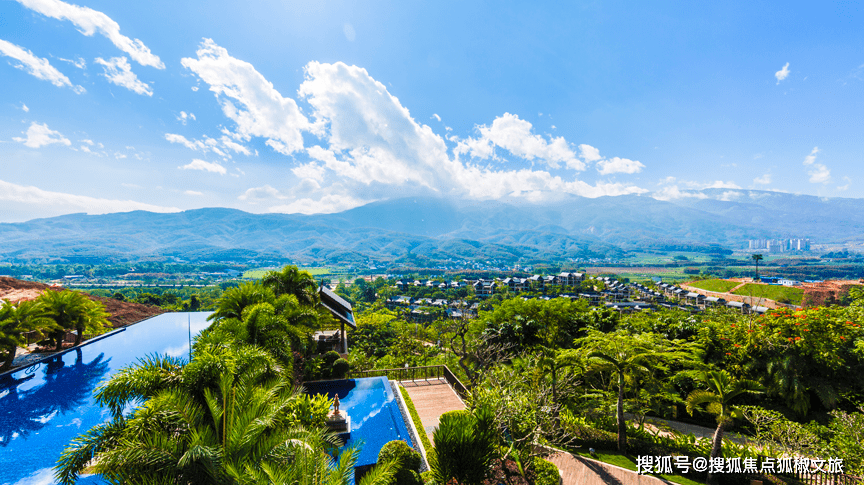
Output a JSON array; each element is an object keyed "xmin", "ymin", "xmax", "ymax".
[
  {"xmin": 305, "ymin": 377, "xmax": 414, "ymax": 468},
  {"xmin": 0, "ymin": 312, "xmax": 212, "ymax": 485}
]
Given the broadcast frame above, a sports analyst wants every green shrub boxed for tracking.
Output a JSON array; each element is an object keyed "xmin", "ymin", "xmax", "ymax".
[
  {"xmin": 430, "ymin": 406, "xmax": 496, "ymax": 485},
  {"xmin": 332, "ymin": 358, "xmax": 350, "ymax": 379},
  {"xmin": 533, "ymin": 457, "xmax": 560, "ymax": 485},
  {"xmin": 419, "ymin": 470, "xmax": 436, "ymax": 485},
  {"xmin": 378, "ymin": 440, "xmax": 422, "ymax": 485},
  {"xmin": 288, "ymin": 393, "xmax": 331, "ymax": 428},
  {"xmin": 322, "ymin": 350, "xmax": 341, "ymax": 367}
]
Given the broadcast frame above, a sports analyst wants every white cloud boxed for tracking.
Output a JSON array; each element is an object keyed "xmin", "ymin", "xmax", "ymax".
[
  {"xmin": 753, "ymin": 173, "xmax": 772, "ymax": 185},
  {"xmin": 803, "ymin": 146, "xmax": 818, "ymax": 165},
  {"xmin": 718, "ymin": 191, "xmax": 742, "ymax": 201},
  {"xmin": 238, "ymin": 185, "xmax": 286, "ymax": 201},
  {"xmin": 775, "ymin": 62, "xmax": 790, "ymax": 84},
  {"xmin": 0, "ymin": 39, "xmax": 85, "ymax": 93},
  {"xmin": 596, "ymin": 157, "xmax": 645, "ymax": 175},
  {"xmin": 343, "ymin": 23, "xmax": 356, "ymax": 42},
  {"xmin": 164, "ymin": 132, "xmax": 249, "ymax": 157},
  {"xmin": 181, "ymin": 39, "xmax": 309, "ymax": 155},
  {"xmin": 454, "ymin": 113, "xmax": 584, "ymax": 170},
  {"xmin": 291, "ymin": 161, "xmax": 326, "ymax": 182},
  {"xmin": 703, "ymin": 180, "xmax": 741, "ymax": 189},
  {"xmin": 837, "ymin": 177, "xmax": 851, "ymax": 191},
  {"xmin": 21, "ymin": 103, "xmax": 29, "ymax": 112},
  {"xmin": 270, "ymin": 193, "xmax": 370, "ymax": 215},
  {"xmin": 801, "ymin": 147, "xmax": 831, "ymax": 184},
  {"xmin": 653, "ymin": 185, "xmax": 709, "ymax": 201},
  {"xmin": 94, "ymin": 57, "xmax": 152, "ymax": 96},
  {"xmin": 13, "ymin": 122, "xmax": 71, "ymax": 148},
  {"xmin": 114, "ymin": 152, "xmax": 126, "ymax": 159},
  {"xmin": 184, "ymin": 190, "xmax": 203, "ymax": 196},
  {"xmin": 179, "ymin": 159, "xmax": 226, "ymax": 174},
  {"xmin": 16, "ymin": 0, "xmax": 163, "ymax": 69},
  {"xmin": 578, "ymin": 144, "xmax": 602, "ymax": 163},
  {"xmin": 0, "ymin": 179, "xmax": 180, "ymax": 214},
  {"xmin": 432, "ymin": 113, "xmax": 441, "ymax": 122},
  {"xmin": 176, "ymin": 111, "xmax": 195, "ymax": 125},
  {"xmin": 57, "ymin": 56, "xmax": 85, "ymax": 69}
]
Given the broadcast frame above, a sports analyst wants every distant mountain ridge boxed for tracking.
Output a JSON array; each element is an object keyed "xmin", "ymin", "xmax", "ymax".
[{"xmin": 1, "ymin": 190, "xmax": 862, "ymax": 264}]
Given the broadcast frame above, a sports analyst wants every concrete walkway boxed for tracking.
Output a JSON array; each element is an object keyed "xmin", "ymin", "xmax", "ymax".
[
  {"xmin": 399, "ymin": 378, "xmax": 465, "ymax": 440},
  {"xmin": 547, "ymin": 451, "xmax": 676, "ymax": 485}
]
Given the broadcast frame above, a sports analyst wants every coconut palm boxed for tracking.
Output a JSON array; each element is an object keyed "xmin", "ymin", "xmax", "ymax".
[
  {"xmin": 686, "ymin": 370, "xmax": 764, "ymax": 485},
  {"xmin": 0, "ymin": 299, "xmax": 56, "ymax": 371},
  {"xmin": 208, "ymin": 282, "xmax": 276, "ymax": 323},
  {"xmin": 262, "ymin": 265, "xmax": 319, "ymax": 307}
]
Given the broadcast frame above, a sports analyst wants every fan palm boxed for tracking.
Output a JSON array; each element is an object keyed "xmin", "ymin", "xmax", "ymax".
[
  {"xmin": 38, "ymin": 289, "xmax": 110, "ymax": 350},
  {"xmin": 0, "ymin": 299, "xmax": 57, "ymax": 371},
  {"xmin": 686, "ymin": 370, "xmax": 764, "ymax": 484}
]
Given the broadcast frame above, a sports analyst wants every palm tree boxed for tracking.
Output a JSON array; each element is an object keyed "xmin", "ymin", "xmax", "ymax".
[
  {"xmin": 262, "ymin": 265, "xmax": 319, "ymax": 307},
  {"xmin": 56, "ymin": 348, "xmax": 393, "ymax": 485},
  {"xmin": 208, "ymin": 282, "xmax": 276, "ymax": 323},
  {"xmin": 38, "ymin": 289, "xmax": 110, "ymax": 349},
  {"xmin": 686, "ymin": 370, "xmax": 763, "ymax": 484},
  {"xmin": 0, "ymin": 299, "xmax": 57, "ymax": 371},
  {"xmin": 752, "ymin": 253, "xmax": 764, "ymax": 281},
  {"xmin": 577, "ymin": 330, "xmax": 658, "ymax": 453}
]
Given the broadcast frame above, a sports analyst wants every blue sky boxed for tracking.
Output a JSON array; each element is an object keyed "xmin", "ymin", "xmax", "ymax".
[{"xmin": 1, "ymin": 0, "xmax": 863, "ymax": 222}]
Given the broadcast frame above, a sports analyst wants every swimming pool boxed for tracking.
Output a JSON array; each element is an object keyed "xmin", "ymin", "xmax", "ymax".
[
  {"xmin": 305, "ymin": 377, "xmax": 415, "ymax": 469},
  {"xmin": 0, "ymin": 312, "xmax": 212, "ymax": 485}
]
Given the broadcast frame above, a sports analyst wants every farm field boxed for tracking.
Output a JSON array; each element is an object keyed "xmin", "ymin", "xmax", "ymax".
[
  {"xmin": 243, "ymin": 267, "xmax": 334, "ymax": 279},
  {"xmin": 732, "ymin": 283, "xmax": 804, "ymax": 305}
]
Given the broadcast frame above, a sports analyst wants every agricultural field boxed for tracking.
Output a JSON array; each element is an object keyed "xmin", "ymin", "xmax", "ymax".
[
  {"xmin": 732, "ymin": 283, "xmax": 804, "ymax": 305},
  {"xmin": 686, "ymin": 278, "xmax": 741, "ymax": 293},
  {"xmin": 243, "ymin": 267, "xmax": 334, "ymax": 279}
]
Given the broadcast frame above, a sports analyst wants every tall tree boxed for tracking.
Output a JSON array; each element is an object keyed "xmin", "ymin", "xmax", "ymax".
[
  {"xmin": 0, "ymin": 299, "xmax": 56, "ymax": 371},
  {"xmin": 751, "ymin": 253, "xmax": 764, "ymax": 281},
  {"xmin": 686, "ymin": 370, "xmax": 763, "ymax": 485}
]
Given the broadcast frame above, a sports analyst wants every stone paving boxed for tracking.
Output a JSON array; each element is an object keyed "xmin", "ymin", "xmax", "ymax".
[
  {"xmin": 546, "ymin": 451, "xmax": 677, "ymax": 485},
  {"xmin": 399, "ymin": 378, "xmax": 465, "ymax": 440}
]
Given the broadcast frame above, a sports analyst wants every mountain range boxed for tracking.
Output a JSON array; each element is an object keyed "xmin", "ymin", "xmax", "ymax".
[{"xmin": 1, "ymin": 190, "xmax": 862, "ymax": 264}]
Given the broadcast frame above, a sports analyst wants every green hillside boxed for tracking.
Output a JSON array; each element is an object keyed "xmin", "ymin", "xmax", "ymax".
[
  {"xmin": 732, "ymin": 283, "xmax": 804, "ymax": 305},
  {"xmin": 687, "ymin": 279, "xmax": 740, "ymax": 293}
]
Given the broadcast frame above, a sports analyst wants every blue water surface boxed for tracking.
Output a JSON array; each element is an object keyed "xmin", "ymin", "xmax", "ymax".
[
  {"xmin": 0, "ymin": 312, "xmax": 212, "ymax": 485},
  {"xmin": 305, "ymin": 377, "xmax": 414, "ymax": 468}
]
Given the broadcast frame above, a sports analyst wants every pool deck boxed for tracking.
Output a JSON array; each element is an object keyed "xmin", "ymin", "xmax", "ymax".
[{"xmin": 399, "ymin": 378, "xmax": 465, "ymax": 440}]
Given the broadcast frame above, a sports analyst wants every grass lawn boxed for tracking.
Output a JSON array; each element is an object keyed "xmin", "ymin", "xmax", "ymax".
[
  {"xmin": 732, "ymin": 283, "xmax": 804, "ymax": 305},
  {"xmin": 572, "ymin": 449, "xmax": 704, "ymax": 485},
  {"xmin": 687, "ymin": 278, "xmax": 740, "ymax": 293}
]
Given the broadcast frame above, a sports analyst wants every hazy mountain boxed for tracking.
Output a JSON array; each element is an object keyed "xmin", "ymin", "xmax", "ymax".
[{"xmin": 1, "ymin": 191, "xmax": 862, "ymax": 264}]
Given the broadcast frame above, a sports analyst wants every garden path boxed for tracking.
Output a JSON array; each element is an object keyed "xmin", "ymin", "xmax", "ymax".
[
  {"xmin": 399, "ymin": 378, "xmax": 465, "ymax": 440},
  {"xmin": 546, "ymin": 451, "xmax": 676, "ymax": 485}
]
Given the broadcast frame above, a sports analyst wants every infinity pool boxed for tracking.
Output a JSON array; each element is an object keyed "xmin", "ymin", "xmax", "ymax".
[
  {"xmin": 0, "ymin": 312, "xmax": 212, "ymax": 485},
  {"xmin": 305, "ymin": 377, "xmax": 415, "ymax": 469}
]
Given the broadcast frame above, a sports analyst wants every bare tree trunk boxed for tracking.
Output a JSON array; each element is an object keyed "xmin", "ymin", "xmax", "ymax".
[
  {"xmin": 706, "ymin": 422, "xmax": 724, "ymax": 485},
  {"xmin": 74, "ymin": 325, "xmax": 83, "ymax": 346},
  {"xmin": 617, "ymin": 371, "xmax": 627, "ymax": 453}
]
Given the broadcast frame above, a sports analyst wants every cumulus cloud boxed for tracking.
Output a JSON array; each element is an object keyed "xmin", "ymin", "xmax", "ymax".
[
  {"xmin": 181, "ymin": 39, "xmax": 309, "ymax": 155},
  {"xmin": 432, "ymin": 113, "xmax": 441, "ymax": 122},
  {"xmin": 802, "ymin": 147, "xmax": 831, "ymax": 184},
  {"xmin": 454, "ymin": 113, "xmax": 584, "ymax": 170},
  {"xmin": 596, "ymin": 157, "xmax": 645, "ymax": 175},
  {"xmin": 753, "ymin": 173, "xmax": 772, "ymax": 185},
  {"xmin": 652, "ymin": 179, "xmax": 741, "ymax": 201},
  {"xmin": 291, "ymin": 161, "xmax": 326, "ymax": 182},
  {"xmin": 270, "ymin": 193, "xmax": 371, "ymax": 215},
  {"xmin": 775, "ymin": 62, "xmax": 790, "ymax": 84},
  {"xmin": 578, "ymin": 144, "xmax": 602, "ymax": 163},
  {"xmin": 0, "ymin": 179, "xmax": 180, "ymax": 214},
  {"xmin": 179, "ymin": 159, "xmax": 226, "ymax": 174},
  {"xmin": 15, "ymin": 0, "xmax": 164, "ymax": 68},
  {"xmin": 0, "ymin": 39, "xmax": 85, "ymax": 93},
  {"xmin": 94, "ymin": 57, "xmax": 152, "ymax": 95},
  {"xmin": 13, "ymin": 122, "xmax": 71, "ymax": 148},
  {"xmin": 176, "ymin": 111, "xmax": 195, "ymax": 125},
  {"xmin": 21, "ymin": 103, "xmax": 29, "ymax": 112}
]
